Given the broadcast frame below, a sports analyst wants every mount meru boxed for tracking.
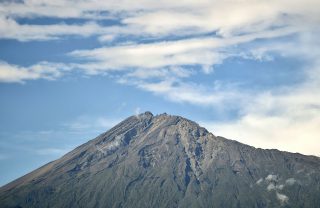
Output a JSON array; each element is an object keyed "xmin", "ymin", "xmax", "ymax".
[{"xmin": 0, "ymin": 112, "xmax": 320, "ymax": 208}]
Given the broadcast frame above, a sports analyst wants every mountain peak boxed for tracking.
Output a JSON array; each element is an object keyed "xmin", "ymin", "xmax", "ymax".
[
  {"xmin": 136, "ymin": 111, "xmax": 153, "ymax": 118},
  {"xmin": 1, "ymin": 112, "xmax": 320, "ymax": 207}
]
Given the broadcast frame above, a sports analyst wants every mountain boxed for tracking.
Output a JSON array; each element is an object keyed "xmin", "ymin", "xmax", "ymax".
[{"xmin": 1, "ymin": 112, "xmax": 320, "ymax": 208}]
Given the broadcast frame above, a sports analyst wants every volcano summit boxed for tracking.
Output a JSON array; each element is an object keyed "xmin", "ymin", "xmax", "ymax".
[{"xmin": 1, "ymin": 112, "xmax": 319, "ymax": 208}]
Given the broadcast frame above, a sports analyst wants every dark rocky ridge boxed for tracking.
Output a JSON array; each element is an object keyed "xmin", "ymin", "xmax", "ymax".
[{"xmin": 0, "ymin": 112, "xmax": 320, "ymax": 208}]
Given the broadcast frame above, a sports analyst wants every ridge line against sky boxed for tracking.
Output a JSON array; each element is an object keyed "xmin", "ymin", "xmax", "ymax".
[{"xmin": 0, "ymin": 0, "xmax": 320, "ymax": 186}]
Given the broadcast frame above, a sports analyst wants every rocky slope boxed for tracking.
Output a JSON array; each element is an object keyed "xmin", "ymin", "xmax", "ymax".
[{"xmin": 0, "ymin": 112, "xmax": 320, "ymax": 208}]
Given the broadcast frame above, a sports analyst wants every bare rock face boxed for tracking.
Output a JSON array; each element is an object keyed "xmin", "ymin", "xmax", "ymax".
[{"xmin": 1, "ymin": 112, "xmax": 320, "ymax": 208}]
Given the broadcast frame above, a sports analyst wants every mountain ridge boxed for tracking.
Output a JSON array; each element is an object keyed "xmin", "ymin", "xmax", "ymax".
[{"xmin": 1, "ymin": 112, "xmax": 320, "ymax": 208}]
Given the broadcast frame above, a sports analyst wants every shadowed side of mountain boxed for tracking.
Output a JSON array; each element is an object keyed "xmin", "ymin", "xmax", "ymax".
[{"xmin": 0, "ymin": 112, "xmax": 320, "ymax": 208}]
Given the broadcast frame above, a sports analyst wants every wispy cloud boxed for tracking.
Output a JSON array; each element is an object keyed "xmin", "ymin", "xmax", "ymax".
[
  {"xmin": 0, "ymin": 17, "xmax": 111, "ymax": 41},
  {"xmin": 135, "ymin": 79, "xmax": 244, "ymax": 107},
  {"xmin": 0, "ymin": 61, "xmax": 69, "ymax": 83},
  {"xmin": 1, "ymin": 0, "xmax": 318, "ymax": 84},
  {"xmin": 70, "ymin": 27, "xmax": 298, "ymax": 73},
  {"xmin": 199, "ymin": 32, "xmax": 320, "ymax": 156},
  {"xmin": 63, "ymin": 115, "xmax": 121, "ymax": 134},
  {"xmin": 0, "ymin": 114, "xmax": 121, "ymax": 159},
  {"xmin": 0, "ymin": 0, "xmax": 319, "ymax": 40},
  {"xmin": 201, "ymin": 62, "xmax": 320, "ymax": 156}
]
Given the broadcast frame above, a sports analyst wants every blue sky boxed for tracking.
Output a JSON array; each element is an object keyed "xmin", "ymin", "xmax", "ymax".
[{"xmin": 0, "ymin": 0, "xmax": 320, "ymax": 186}]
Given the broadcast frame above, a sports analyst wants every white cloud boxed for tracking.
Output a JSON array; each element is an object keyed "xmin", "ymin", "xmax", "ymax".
[
  {"xmin": 199, "ymin": 39, "xmax": 320, "ymax": 156},
  {"xmin": 202, "ymin": 71, "xmax": 320, "ymax": 156},
  {"xmin": 125, "ymin": 67, "xmax": 194, "ymax": 80},
  {"xmin": 98, "ymin": 34, "xmax": 115, "ymax": 43},
  {"xmin": 70, "ymin": 27, "xmax": 297, "ymax": 73},
  {"xmin": 0, "ymin": 16, "xmax": 110, "ymax": 41},
  {"xmin": 1, "ymin": 0, "xmax": 319, "ymax": 40},
  {"xmin": 121, "ymin": 2, "xmax": 297, "ymax": 37},
  {"xmin": 0, "ymin": 61, "xmax": 68, "ymax": 83},
  {"xmin": 64, "ymin": 115, "xmax": 121, "ymax": 134},
  {"xmin": 134, "ymin": 107, "xmax": 141, "ymax": 116},
  {"xmin": 135, "ymin": 79, "xmax": 244, "ymax": 107}
]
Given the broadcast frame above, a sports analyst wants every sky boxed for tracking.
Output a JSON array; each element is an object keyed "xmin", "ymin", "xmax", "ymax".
[{"xmin": 0, "ymin": 0, "xmax": 320, "ymax": 186}]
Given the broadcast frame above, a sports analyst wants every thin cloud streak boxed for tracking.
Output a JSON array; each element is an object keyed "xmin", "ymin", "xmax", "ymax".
[
  {"xmin": 70, "ymin": 27, "xmax": 298, "ymax": 70},
  {"xmin": 0, "ymin": 0, "xmax": 319, "ymax": 42},
  {"xmin": 0, "ymin": 61, "xmax": 69, "ymax": 83}
]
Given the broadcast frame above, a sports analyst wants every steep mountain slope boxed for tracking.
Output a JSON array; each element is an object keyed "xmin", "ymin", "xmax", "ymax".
[{"xmin": 1, "ymin": 112, "xmax": 320, "ymax": 208}]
